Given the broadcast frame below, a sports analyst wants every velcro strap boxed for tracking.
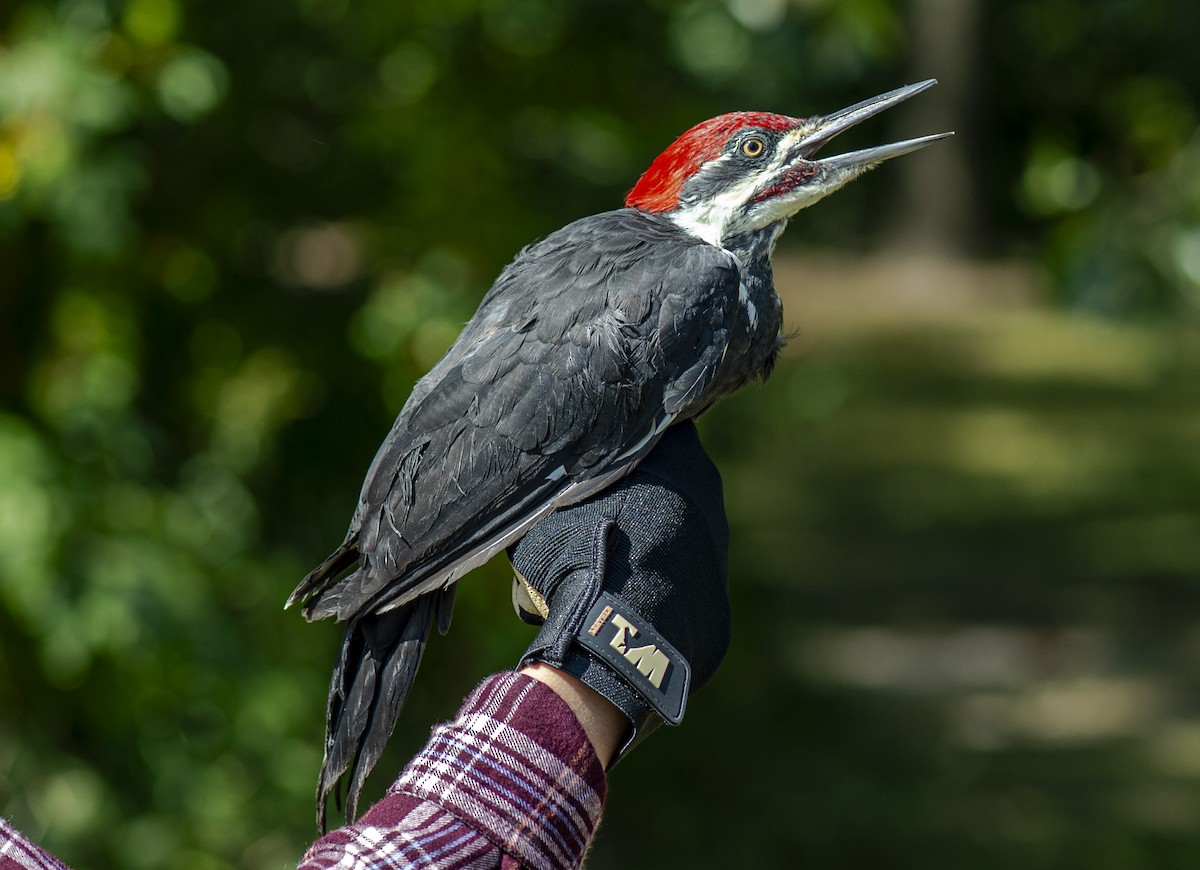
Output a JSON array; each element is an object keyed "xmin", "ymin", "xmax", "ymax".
[{"xmin": 575, "ymin": 592, "xmax": 690, "ymax": 724}]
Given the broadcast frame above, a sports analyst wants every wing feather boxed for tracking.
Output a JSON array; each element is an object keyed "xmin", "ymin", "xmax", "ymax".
[{"xmin": 294, "ymin": 208, "xmax": 742, "ymax": 622}]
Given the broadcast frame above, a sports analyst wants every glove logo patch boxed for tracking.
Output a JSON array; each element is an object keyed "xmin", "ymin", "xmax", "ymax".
[
  {"xmin": 578, "ymin": 593, "xmax": 690, "ymax": 724},
  {"xmin": 606, "ymin": 613, "xmax": 671, "ymax": 689}
]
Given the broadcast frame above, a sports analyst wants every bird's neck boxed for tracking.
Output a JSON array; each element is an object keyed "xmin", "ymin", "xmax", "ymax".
[
  {"xmin": 665, "ymin": 207, "xmax": 788, "ymax": 265},
  {"xmin": 721, "ymin": 221, "xmax": 787, "ymax": 267},
  {"xmin": 712, "ymin": 220, "xmax": 786, "ymax": 392}
]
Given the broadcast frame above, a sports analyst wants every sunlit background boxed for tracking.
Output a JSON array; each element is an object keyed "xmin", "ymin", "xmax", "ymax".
[{"xmin": 1, "ymin": 0, "xmax": 1199, "ymax": 867}]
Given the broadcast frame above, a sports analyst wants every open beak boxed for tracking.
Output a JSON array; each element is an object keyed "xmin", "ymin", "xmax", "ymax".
[{"xmin": 797, "ymin": 79, "xmax": 953, "ymax": 172}]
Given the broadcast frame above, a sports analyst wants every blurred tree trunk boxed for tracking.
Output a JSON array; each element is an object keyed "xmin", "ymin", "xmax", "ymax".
[{"xmin": 888, "ymin": 0, "xmax": 984, "ymax": 254}]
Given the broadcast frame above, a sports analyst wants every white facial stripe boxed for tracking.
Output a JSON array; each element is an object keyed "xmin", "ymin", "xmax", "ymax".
[
  {"xmin": 669, "ymin": 176, "xmax": 760, "ymax": 246},
  {"xmin": 666, "ymin": 128, "xmax": 813, "ymax": 245}
]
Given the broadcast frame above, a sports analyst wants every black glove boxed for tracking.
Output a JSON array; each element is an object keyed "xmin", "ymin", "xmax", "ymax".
[{"xmin": 508, "ymin": 421, "xmax": 731, "ymax": 761}]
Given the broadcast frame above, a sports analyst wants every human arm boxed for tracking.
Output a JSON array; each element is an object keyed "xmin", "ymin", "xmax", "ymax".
[
  {"xmin": 0, "ymin": 668, "xmax": 616, "ymax": 870},
  {"xmin": 297, "ymin": 669, "xmax": 607, "ymax": 870},
  {"xmin": 519, "ymin": 662, "xmax": 627, "ymax": 767}
]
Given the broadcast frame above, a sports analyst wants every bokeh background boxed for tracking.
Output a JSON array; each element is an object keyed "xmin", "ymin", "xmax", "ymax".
[{"xmin": 2, "ymin": 0, "xmax": 1199, "ymax": 867}]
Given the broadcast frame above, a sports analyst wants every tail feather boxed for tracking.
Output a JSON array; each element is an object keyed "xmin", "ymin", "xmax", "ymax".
[
  {"xmin": 345, "ymin": 613, "xmax": 432, "ymax": 811},
  {"xmin": 317, "ymin": 638, "xmax": 379, "ymax": 822},
  {"xmin": 317, "ymin": 594, "xmax": 438, "ymax": 829}
]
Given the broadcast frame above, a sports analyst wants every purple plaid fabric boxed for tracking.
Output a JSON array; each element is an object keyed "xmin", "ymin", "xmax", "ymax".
[
  {"xmin": 299, "ymin": 671, "xmax": 607, "ymax": 869},
  {"xmin": 1, "ymin": 672, "xmax": 606, "ymax": 870},
  {"xmin": 0, "ymin": 819, "xmax": 70, "ymax": 870}
]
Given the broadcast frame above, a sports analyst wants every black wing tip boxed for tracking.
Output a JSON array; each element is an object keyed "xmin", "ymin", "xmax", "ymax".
[
  {"xmin": 288, "ymin": 536, "xmax": 362, "ymax": 616},
  {"xmin": 304, "ymin": 596, "xmax": 343, "ymax": 622},
  {"xmin": 284, "ymin": 586, "xmax": 339, "ymax": 621}
]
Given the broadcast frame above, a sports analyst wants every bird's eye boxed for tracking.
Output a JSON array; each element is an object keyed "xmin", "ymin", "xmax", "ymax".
[{"xmin": 741, "ymin": 137, "xmax": 766, "ymax": 158}]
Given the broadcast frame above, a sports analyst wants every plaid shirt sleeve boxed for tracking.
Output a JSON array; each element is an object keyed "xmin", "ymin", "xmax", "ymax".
[
  {"xmin": 0, "ymin": 819, "xmax": 71, "ymax": 870},
  {"xmin": 298, "ymin": 670, "xmax": 608, "ymax": 870},
  {"xmin": 0, "ymin": 672, "xmax": 605, "ymax": 870}
]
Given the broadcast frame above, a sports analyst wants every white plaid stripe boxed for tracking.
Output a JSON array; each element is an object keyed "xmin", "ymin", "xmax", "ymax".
[{"xmin": 299, "ymin": 803, "xmax": 497, "ymax": 869}]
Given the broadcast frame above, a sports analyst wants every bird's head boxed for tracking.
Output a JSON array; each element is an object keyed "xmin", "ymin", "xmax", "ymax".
[{"xmin": 626, "ymin": 80, "xmax": 952, "ymax": 248}]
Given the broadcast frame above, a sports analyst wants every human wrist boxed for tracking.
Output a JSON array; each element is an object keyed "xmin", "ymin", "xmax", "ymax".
[{"xmin": 520, "ymin": 662, "xmax": 628, "ymax": 767}]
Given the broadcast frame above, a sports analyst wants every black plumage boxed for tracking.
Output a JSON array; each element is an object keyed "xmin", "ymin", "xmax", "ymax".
[{"xmin": 289, "ymin": 208, "xmax": 781, "ymax": 824}]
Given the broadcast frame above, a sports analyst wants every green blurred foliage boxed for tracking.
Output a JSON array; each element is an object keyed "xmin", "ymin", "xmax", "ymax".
[
  {"xmin": 995, "ymin": 0, "xmax": 1200, "ymax": 313},
  {"xmin": 0, "ymin": 0, "xmax": 1197, "ymax": 867}
]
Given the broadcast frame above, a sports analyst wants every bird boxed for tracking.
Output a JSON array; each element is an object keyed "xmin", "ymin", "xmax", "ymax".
[{"xmin": 287, "ymin": 80, "xmax": 952, "ymax": 826}]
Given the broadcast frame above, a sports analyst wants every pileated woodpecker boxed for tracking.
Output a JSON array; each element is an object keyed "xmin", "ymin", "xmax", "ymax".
[{"xmin": 288, "ymin": 80, "xmax": 951, "ymax": 823}]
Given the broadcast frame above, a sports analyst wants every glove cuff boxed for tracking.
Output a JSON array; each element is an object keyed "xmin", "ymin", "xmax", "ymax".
[{"xmin": 521, "ymin": 591, "xmax": 692, "ymax": 765}]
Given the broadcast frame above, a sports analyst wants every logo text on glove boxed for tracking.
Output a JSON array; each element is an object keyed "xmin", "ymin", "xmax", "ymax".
[
  {"xmin": 607, "ymin": 613, "xmax": 670, "ymax": 689},
  {"xmin": 576, "ymin": 593, "xmax": 690, "ymax": 724}
]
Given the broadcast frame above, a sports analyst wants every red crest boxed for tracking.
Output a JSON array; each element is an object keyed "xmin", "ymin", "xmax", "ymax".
[{"xmin": 625, "ymin": 112, "xmax": 799, "ymax": 213}]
